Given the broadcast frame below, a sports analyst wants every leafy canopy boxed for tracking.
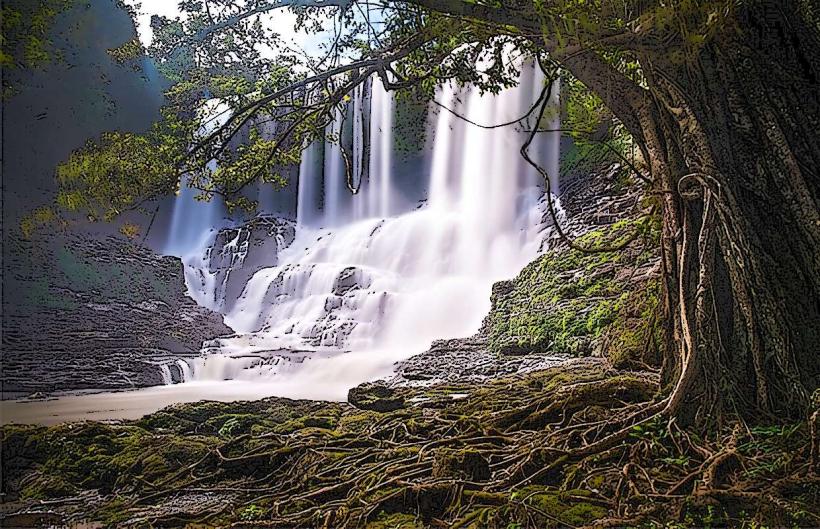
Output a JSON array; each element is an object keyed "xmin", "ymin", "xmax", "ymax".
[{"xmin": 49, "ymin": 0, "xmax": 732, "ymax": 221}]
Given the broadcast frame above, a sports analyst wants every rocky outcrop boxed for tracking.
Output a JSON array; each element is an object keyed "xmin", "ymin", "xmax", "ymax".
[
  {"xmin": 387, "ymin": 336, "xmax": 566, "ymax": 387},
  {"xmin": 206, "ymin": 216, "xmax": 295, "ymax": 310},
  {"xmin": 1, "ymin": 234, "xmax": 231, "ymax": 396},
  {"xmin": 486, "ymin": 150, "xmax": 661, "ymax": 363}
]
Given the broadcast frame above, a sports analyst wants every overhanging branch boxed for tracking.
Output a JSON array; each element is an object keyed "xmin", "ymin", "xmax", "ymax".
[{"xmin": 190, "ymin": 0, "xmax": 353, "ymax": 44}]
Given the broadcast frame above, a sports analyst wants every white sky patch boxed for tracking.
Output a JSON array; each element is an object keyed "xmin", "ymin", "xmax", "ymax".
[{"xmin": 126, "ymin": 0, "xmax": 323, "ymax": 57}]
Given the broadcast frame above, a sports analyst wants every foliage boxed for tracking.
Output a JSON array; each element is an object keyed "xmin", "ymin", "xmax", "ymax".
[
  {"xmin": 19, "ymin": 207, "xmax": 58, "ymax": 239},
  {"xmin": 118, "ymin": 222, "xmax": 141, "ymax": 239},
  {"xmin": 48, "ymin": 0, "xmax": 561, "ymax": 221},
  {"xmin": 55, "ymin": 110, "xmax": 191, "ymax": 220},
  {"xmin": 563, "ymin": 74, "xmax": 610, "ymax": 141},
  {"xmin": 106, "ymin": 38, "xmax": 143, "ymax": 65},
  {"xmin": 393, "ymin": 87, "xmax": 430, "ymax": 156},
  {"xmin": 41, "ymin": 0, "xmax": 687, "ymax": 226},
  {"xmin": 1, "ymin": 0, "xmax": 74, "ymax": 97},
  {"xmin": 237, "ymin": 504, "xmax": 266, "ymax": 521}
]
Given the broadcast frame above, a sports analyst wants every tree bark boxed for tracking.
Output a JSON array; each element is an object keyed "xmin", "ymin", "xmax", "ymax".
[{"xmin": 635, "ymin": 0, "xmax": 820, "ymax": 425}]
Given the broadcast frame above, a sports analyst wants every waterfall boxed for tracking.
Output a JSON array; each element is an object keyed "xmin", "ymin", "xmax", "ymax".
[
  {"xmin": 297, "ymin": 78, "xmax": 396, "ymax": 228},
  {"xmin": 176, "ymin": 359, "xmax": 193, "ymax": 381},
  {"xmin": 369, "ymin": 79, "xmax": 394, "ymax": 219},
  {"xmin": 323, "ymin": 106, "xmax": 347, "ymax": 225},
  {"xmin": 177, "ymin": 64, "xmax": 561, "ymax": 394},
  {"xmin": 164, "ymin": 164, "xmax": 225, "ymax": 257},
  {"xmin": 296, "ymin": 139, "xmax": 322, "ymax": 227},
  {"xmin": 163, "ymin": 100, "xmax": 231, "ymax": 258},
  {"xmin": 159, "ymin": 364, "xmax": 173, "ymax": 385}
]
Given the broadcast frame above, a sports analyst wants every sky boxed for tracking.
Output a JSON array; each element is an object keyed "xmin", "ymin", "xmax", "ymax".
[{"xmin": 126, "ymin": 0, "xmax": 321, "ymax": 56}]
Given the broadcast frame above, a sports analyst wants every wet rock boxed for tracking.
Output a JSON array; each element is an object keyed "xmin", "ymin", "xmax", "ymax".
[
  {"xmin": 388, "ymin": 335, "xmax": 567, "ymax": 388},
  {"xmin": 348, "ymin": 382, "xmax": 405, "ymax": 412},
  {"xmin": 332, "ymin": 266, "xmax": 371, "ymax": 296},
  {"xmin": 208, "ymin": 216, "xmax": 296, "ymax": 311}
]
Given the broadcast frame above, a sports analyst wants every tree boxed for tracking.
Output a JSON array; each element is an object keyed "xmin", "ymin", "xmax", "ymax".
[{"xmin": 57, "ymin": 0, "xmax": 820, "ymax": 428}]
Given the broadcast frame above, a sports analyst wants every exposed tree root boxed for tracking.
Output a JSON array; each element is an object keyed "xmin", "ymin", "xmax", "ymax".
[{"xmin": 3, "ymin": 359, "xmax": 815, "ymax": 528}]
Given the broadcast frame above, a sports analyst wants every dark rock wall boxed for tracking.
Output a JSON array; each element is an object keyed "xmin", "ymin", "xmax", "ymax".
[
  {"xmin": 2, "ymin": 234, "xmax": 232, "ymax": 395},
  {"xmin": 1, "ymin": 0, "xmax": 231, "ymax": 396}
]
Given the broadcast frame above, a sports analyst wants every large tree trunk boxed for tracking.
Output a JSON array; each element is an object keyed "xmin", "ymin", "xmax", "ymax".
[{"xmin": 640, "ymin": 1, "xmax": 820, "ymax": 425}]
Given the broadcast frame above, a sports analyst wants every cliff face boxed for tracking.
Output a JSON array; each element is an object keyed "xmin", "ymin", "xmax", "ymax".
[
  {"xmin": 1, "ymin": 0, "xmax": 230, "ymax": 396},
  {"xmin": 2, "ymin": 234, "xmax": 231, "ymax": 395}
]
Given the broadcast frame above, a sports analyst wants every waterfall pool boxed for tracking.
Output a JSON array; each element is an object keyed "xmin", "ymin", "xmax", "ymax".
[{"xmin": 0, "ymin": 347, "xmax": 403, "ymax": 425}]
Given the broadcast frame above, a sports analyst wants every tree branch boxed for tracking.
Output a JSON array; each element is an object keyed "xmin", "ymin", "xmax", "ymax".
[
  {"xmin": 520, "ymin": 64, "xmax": 644, "ymax": 255},
  {"xmin": 190, "ymin": 0, "xmax": 353, "ymax": 44},
  {"xmin": 557, "ymin": 48, "xmax": 649, "ymax": 144}
]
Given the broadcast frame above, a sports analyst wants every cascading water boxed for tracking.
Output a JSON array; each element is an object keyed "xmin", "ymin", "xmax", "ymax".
[
  {"xmin": 164, "ymin": 100, "xmax": 232, "ymax": 258},
  {"xmin": 176, "ymin": 63, "xmax": 561, "ymax": 399},
  {"xmin": 368, "ymin": 79, "xmax": 394, "ymax": 219},
  {"xmin": 159, "ymin": 364, "xmax": 173, "ymax": 385}
]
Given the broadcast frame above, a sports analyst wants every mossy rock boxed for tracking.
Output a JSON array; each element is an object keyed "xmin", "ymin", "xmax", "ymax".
[
  {"xmin": 601, "ymin": 277, "xmax": 661, "ymax": 368},
  {"xmin": 348, "ymin": 382, "xmax": 405, "ymax": 412},
  {"xmin": 272, "ymin": 414, "xmax": 338, "ymax": 434},
  {"xmin": 364, "ymin": 512, "xmax": 424, "ymax": 529},
  {"xmin": 136, "ymin": 411, "xmax": 198, "ymax": 433},
  {"xmin": 487, "ymin": 211, "xmax": 660, "ymax": 358},
  {"xmin": 432, "ymin": 448, "xmax": 491, "ymax": 482}
]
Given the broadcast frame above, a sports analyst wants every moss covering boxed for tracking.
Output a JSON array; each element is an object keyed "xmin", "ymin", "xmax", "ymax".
[
  {"xmin": 601, "ymin": 277, "xmax": 662, "ymax": 368},
  {"xmin": 432, "ymin": 448, "xmax": 491, "ymax": 481},
  {"xmin": 364, "ymin": 512, "xmax": 424, "ymax": 529},
  {"xmin": 488, "ymin": 216, "xmax": 658, "ymax": 357},
  {"xmin": 514, "ymin": 487, "xmax": 608, "ymax": 526}
]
